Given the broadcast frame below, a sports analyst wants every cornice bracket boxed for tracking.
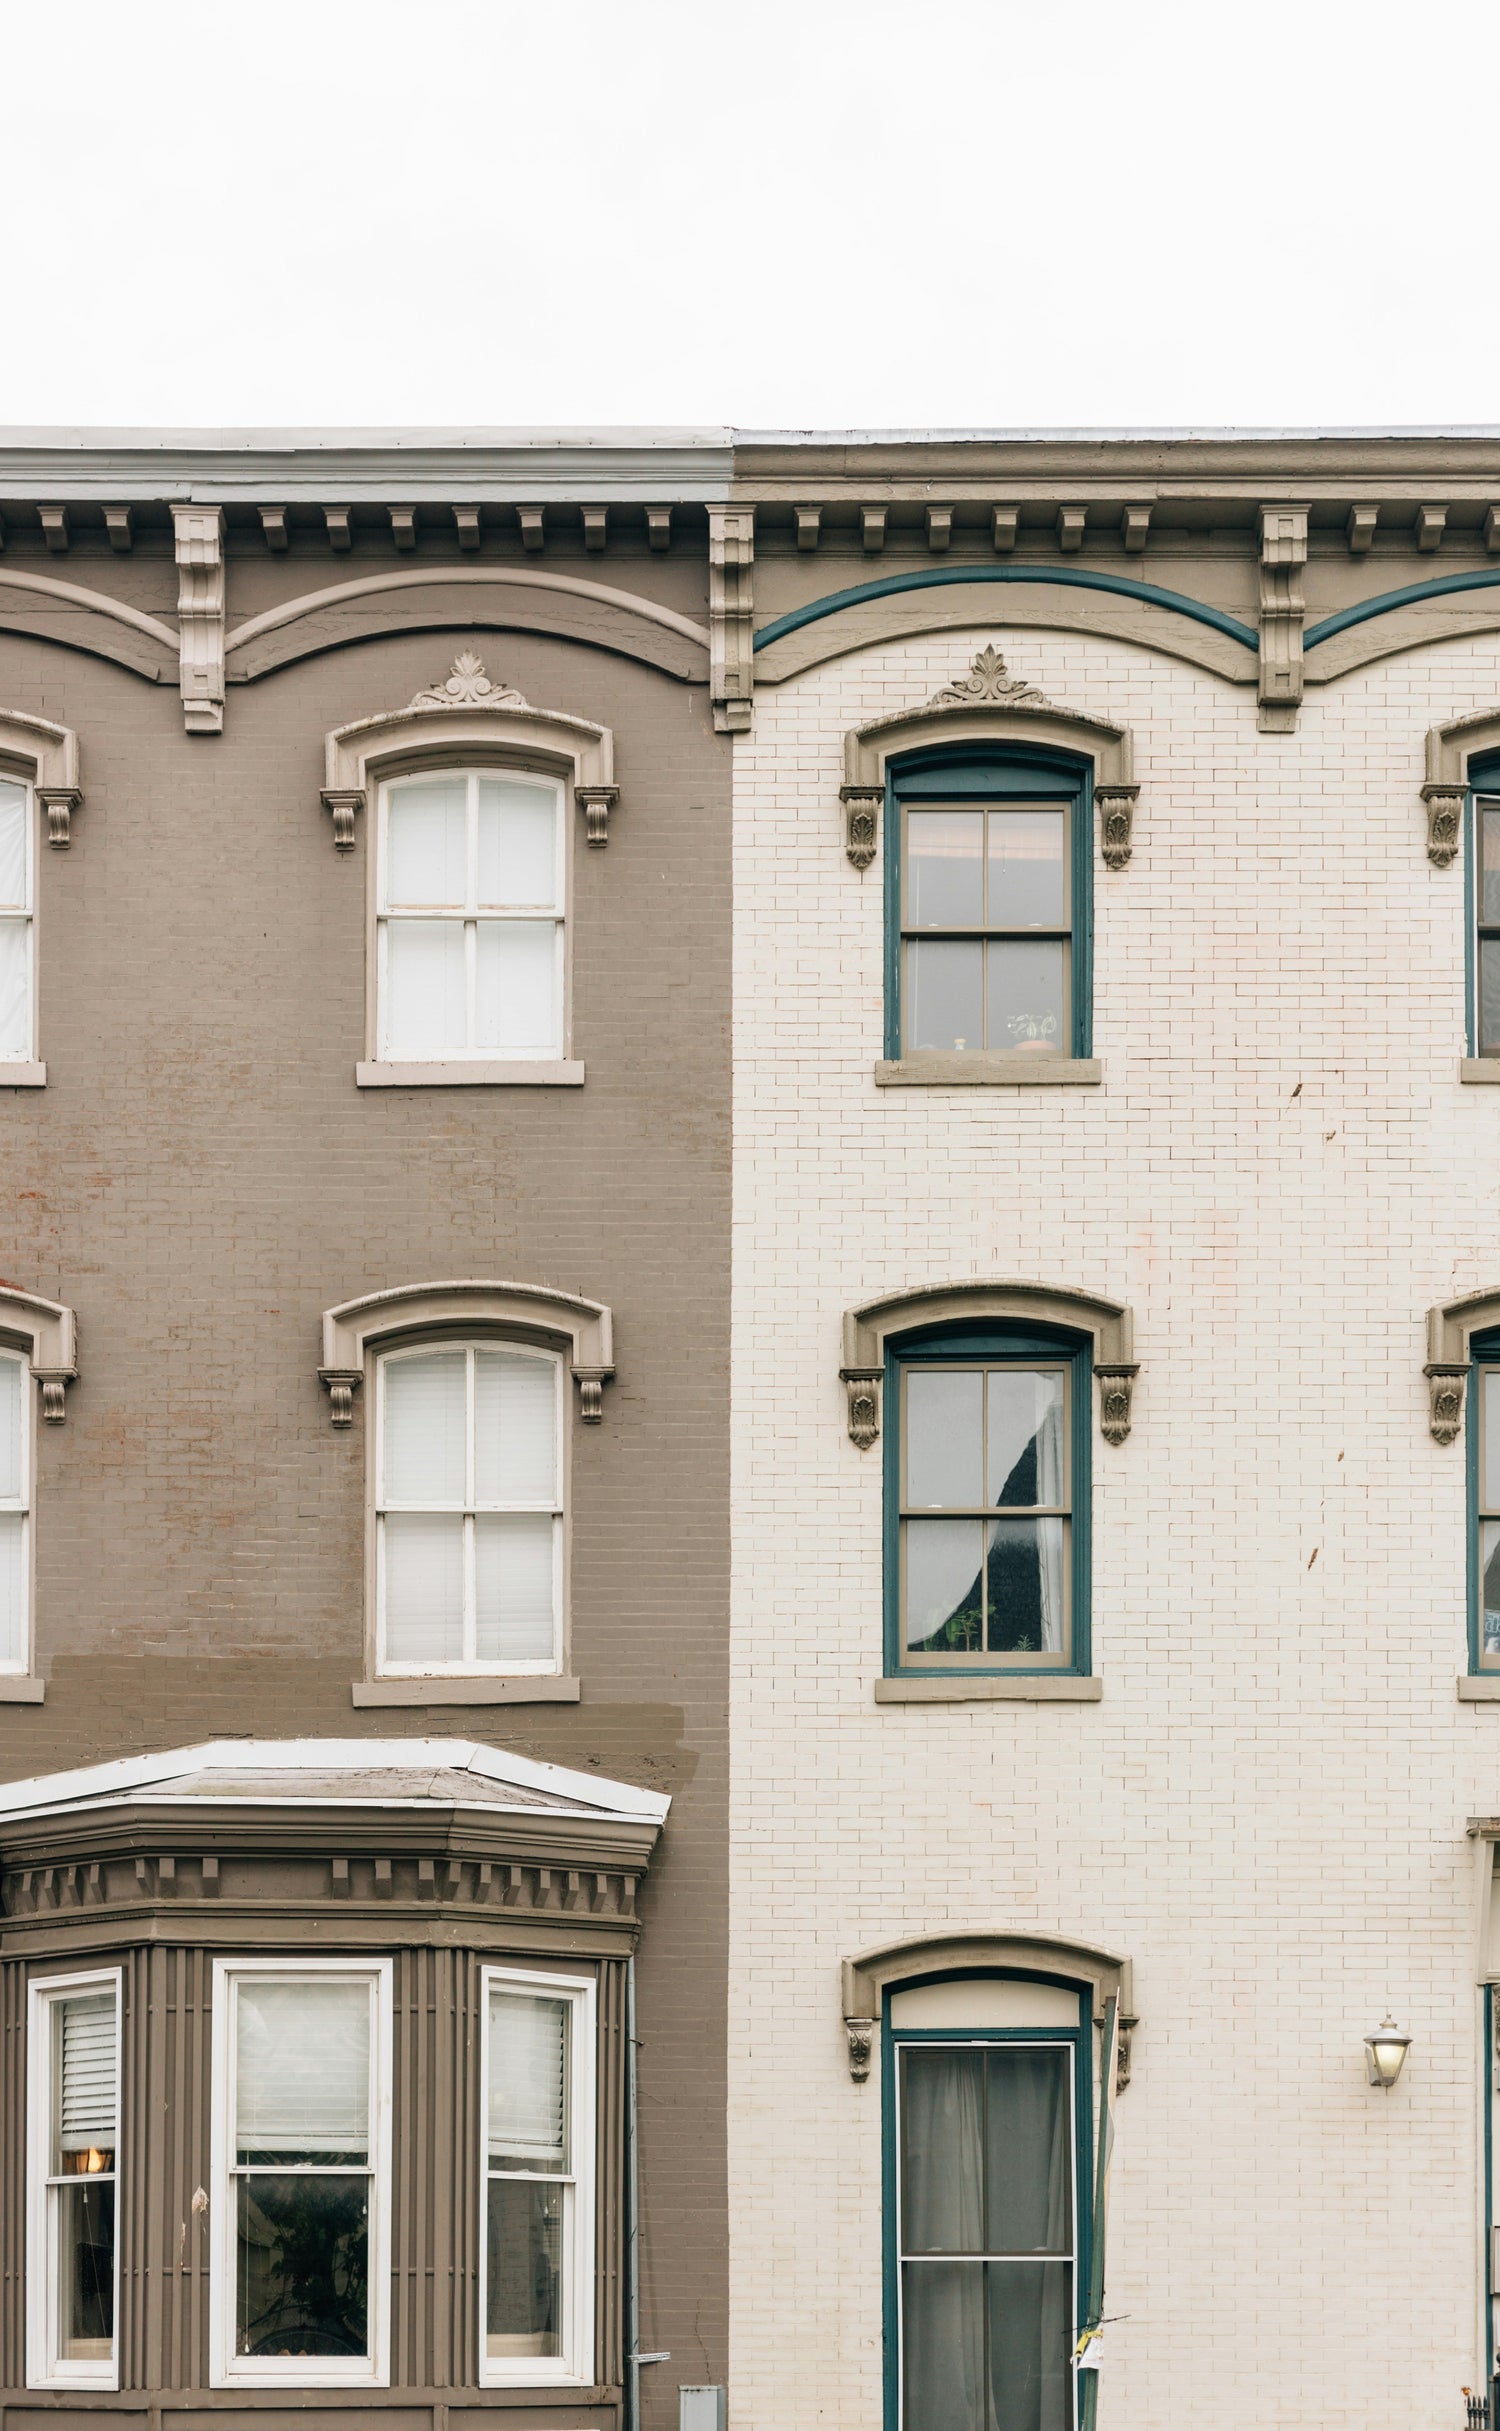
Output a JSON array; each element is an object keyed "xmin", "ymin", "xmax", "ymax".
[{"xmin": 1257, "ymin": 504, "xmax": 1308, "ymax": 734}]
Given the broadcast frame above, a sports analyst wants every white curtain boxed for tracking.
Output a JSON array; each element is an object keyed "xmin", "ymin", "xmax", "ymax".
[
  {"xmin": 58, "ymin": 1990, "xmax": 117, "ymax": 2152},
  {"xmin": 488, "ymin": 1992, "xmax": 569, "ymax": 2167},
  {"xmin": 235, "ymin": 1979, "xmax": 371, "ymax": 2155}
]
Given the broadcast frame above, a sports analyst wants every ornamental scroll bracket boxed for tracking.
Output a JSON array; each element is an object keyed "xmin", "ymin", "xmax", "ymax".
[{"xmin": 842, "ymin": 650, "xmax": 1137, "ymax": 873}]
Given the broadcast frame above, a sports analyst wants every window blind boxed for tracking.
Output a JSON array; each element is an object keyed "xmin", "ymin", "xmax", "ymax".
[
  {"xmin": 488, "ymin": 1991, "xmax": 568, "ymax": 2166},
  {"xmin": 58, "ymin": 1990, "xmax": 117, "ymax": 2151},
  {"xmin": 234, "ymin": 1978, "xmax": 371, "ymax": 2155}
]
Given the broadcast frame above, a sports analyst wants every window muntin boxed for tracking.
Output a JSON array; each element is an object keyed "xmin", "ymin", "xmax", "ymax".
[
  {"xmin": 0, "ymin": 1349, "xmax": 30, "ymax": 1673},
  {"xmin": 894, "ymin": 2034, "xmax": 1077, "ymax": 2431},
  {"xmin": 0, "ymin": 774, "xmax": 34, "ymax": 1063},
  {"xmin": 376, "ymin": 770, "xmax": 564, "ymax": 1062},
  {"xmin": 481, "ymin": 1969, "xmax": 595, "ymax": 2387},
  {"xmin": 1478, "ymin": 1364, "xmax": 1500, "ymax": 1669},
  {"xmin": 213, "ymin": 1961, "xmax": 390, "ymax": 2387},
  {"xmin": 898, "ymin": 1359, "xmax": 1072, "ymax": 1671},
  {"xmin": 29, "ymin": 1973, "xmax": 121, "ymax": 2389},
  {"xmin": 376, "ymin": 1343, "xmax": 563, "ymax": 1675}
]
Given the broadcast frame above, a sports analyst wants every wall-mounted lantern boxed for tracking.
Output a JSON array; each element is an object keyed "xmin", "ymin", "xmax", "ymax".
[{"xmin": 1363, "ymin": 2016, "xmax": 1412, "ymax": 2090}]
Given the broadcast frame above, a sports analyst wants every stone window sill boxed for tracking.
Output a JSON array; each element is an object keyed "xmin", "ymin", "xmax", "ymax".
[
  {"xmin": 0, "ymin": 1676, "xmax": 45, "ymax": 1703},
  {"xmin": 875, "ymin": 1055, "xmax": 1101, "ymax": 1088},
  {"xmin": 1459, "ymin": 1675, "xmax": 1500, "ymax": 1700},
  {"xmin": 1461, "ymin": 1061, "xmax": 1500, "ymax": 1085},
  {"xmin": 875, "ymin": 1675, "xmax": 1103, "ymax": 1704},
  {"xmin": 351, "ymin": 1675, "xmax": 581, "ymax": 1708},
  {"xmin": 356, "ymin": 1061, "xmax": 585, "ymax": 1088},
  {"xmin": 0, "ymin": 1062, "xmax": 46, "ymax": 1088}
]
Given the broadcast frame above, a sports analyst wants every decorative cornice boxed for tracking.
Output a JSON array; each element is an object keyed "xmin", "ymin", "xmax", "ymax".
[{"xmin": 925, "ymin": 643, "xmax": 1055, "ymax": 711}]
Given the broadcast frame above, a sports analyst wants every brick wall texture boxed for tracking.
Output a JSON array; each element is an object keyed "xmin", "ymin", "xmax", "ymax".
[{"xmin": 728, "ymin": 626, "xmax": 1500, "ymax": 2431}]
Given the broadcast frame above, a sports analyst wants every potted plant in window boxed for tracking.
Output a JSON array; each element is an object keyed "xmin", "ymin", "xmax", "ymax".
[{"xmin": 1006, "ymin": 1011, "xmax": 1060, "ymax": 1053}]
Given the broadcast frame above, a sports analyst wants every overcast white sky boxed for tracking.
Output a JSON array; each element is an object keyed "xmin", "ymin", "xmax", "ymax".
[{"xmin": 4, "ymin": 0, "xmax": 1495, "ymax": 434}]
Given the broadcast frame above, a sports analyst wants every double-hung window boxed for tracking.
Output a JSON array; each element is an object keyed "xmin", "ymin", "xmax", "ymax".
[
  {"xmin": 482, "ymin": 1968, "xmax": 595, "ymax": 2385},
  {"xmin": 212, "ymin": 1959, "xmax": 391, "ymax": 2387},
  {"xmin": 0, "ymin": 1350, "xmax": 29, "ymax": 1672},
  {"xmin": 889, "ymin": 1331, "xmax": 1088, "ymax": 1677},
  {"xmin": 28, "ymin": 1972, "xmax": 121, "ymax": 2389},
  {"xmin": 0, "ymin": 770, "xmax": 34, "ymax": 1067},
  {"xmin": 376, "ymin": 1343, "xmax": 563, "ymax": 1676},
  {"xmin": 376, "ymin": 769, "xmax": 564, "ymax": 1063},
  {"xmin": 889, "ymin": 756, "xmax": 1089, "ymax": 1061}
]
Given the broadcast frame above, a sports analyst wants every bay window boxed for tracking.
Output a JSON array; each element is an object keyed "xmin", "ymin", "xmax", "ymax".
[{"xmin": 28, "ymin": 1971, "xmax": 121, "ymax": 2389}]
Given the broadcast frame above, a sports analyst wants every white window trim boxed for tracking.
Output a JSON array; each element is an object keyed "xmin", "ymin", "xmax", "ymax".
[
  {"xmin": 0, "ymin": 1346, "xmax": 33, "ymax": 1676},
  {"xmin": 27, "ymin": 1966, "xmax": 123, "ymax": 2392},
  {"xmin": 374, "ymin": 1340, "xmax": 565, "ymax": 1678},
  {"xmin": 478, "ymin": 1964, "xmax": 596, "ymax": 2390},
  {"xmin": 0, "ymin": 763, "xmax": 37, "ymax": 1070},
  {"xmin": 209, "ymin": 1956, "xmax": 393, "ymax": 2392}
]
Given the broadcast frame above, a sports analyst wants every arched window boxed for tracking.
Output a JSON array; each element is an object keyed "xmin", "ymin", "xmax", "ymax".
[{"xmin": 843, "ymin": 1284, "xmax": 1135, "ymax": 1697}]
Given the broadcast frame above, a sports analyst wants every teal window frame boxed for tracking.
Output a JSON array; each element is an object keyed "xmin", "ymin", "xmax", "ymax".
[
  {"xmin": 883, "ymin": 747, "xmax": 1094, "ymax": 1063},
  {"xmin": 1470, "ymin": 1329, "xmax": 1500, "ymax": 1675},
  {"xmin": 883, "ymin": 1324, "xmax": 1092, "ymax": 1679},
  {"xmin": 1469, "ymin": 751, "xmax": 1500, "ymax": 1059},
  {"xmin": 881, "ymin": 1977, "xmax": 1092, "ymax": 2431}
]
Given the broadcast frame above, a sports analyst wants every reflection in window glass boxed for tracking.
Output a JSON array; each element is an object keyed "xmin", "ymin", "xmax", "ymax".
[
  {"xmin": 901, "ymin": 801, "xmax": 1070, "ymax": 1055},
  {"xmin": 379, "ymin": 771, "xmax": 562, "ymax": 1059},
  {"xmin": 901, "ymin": 1364, "xmax": 1070, "ymax": 1668}
]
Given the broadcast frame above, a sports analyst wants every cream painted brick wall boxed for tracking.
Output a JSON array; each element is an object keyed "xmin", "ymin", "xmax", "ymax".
[{"xmin": 729, "ymin": 627, "xmax": 1500, "ymax": 2431}]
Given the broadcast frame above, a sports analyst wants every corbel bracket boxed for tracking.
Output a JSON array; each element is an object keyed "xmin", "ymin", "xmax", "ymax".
[
  {"xmin": 1257, "ymin": 504, "xmax": 1308, "ymax": 734},
  {"xmin": 1096, "ymin": 783, "xmax": 1139, "ymax": 871},
  {"xmin": 840, "ymin": 784, "xmax": 882, "ymax": 871},
  {"xmin": 709, "ymin": 506, "xmax": 755, "ymax": 735},
  {"xmin": 173, "ymin": 506, "xmax": 226, "ymax": 735},
  {"xmin": 576, "ymin": 783, "xmax": 620, "ymax": 849},
  {"xmin": 841, "ymin": 1368, "xmax": 882, "ymax": 1450},
  {"xmin": 1420, "ymin": 783, "xmax": 1464, "ymax": 869},
  {"xmin": 1425, "ymin": 1363, "xmax": 1467, "ymax": 1446},
  {"xmin": 321, "ymin": 788, "xmax": 365, "ymax": 852},
  {"xmin": 319, "ymin": 1368, "xmax": 364, "ymax": 1428},
  {"xmin": 1095, "ymin": 1363, "xmax": 1138, "ymax": 1446},
  {"xmin": 38, "ymin": 788, "xmax": 82, "ymax": 850}
]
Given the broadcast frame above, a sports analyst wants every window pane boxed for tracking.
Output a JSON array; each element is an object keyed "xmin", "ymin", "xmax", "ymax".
[
  {"xmin": 55, "ymin": 2180, "xmax": 115, "ymax": 2363},
  {"xmin": 477, "ymin": 779, "xmax": 558, "ymax": 909},
  {"xmin": 0, "ymin": 917, "xmax": 30, "ymax": 1060},
  {"xmin": 0, "ymin": 1513, "xmax": 24, "ymax": 1666},
  {"xmin": 474, "ymin": 1351, "xmax": 557, "ymax": 1503},
  {"xmin": 474, "ymin": 920, "xmax": 559, "ymax": 1055},
  {"xmin": 0, "ymin": 1355, "xmax": 21, "ymax": 1501},
  {"xmin": 486, "ymin": 2177, "xmax": 563, "ymax": 2358},
  {"xmin": 235, "ymin": 1979, "xmax": 371, "ymax": 2158},
  {"xmin": 384, "ymin": 919, "xmax": 466, "ymax": 1056},
  {"xmin": 55, "ymin": 1991, "xmax": 117, "ymax": 2159},
  {"xmin": 382, "ymin": 1512, "xmax": 465, "ymax": 1665},
  {"xmin": 986, "ymin": 1519, "xmax": 1067, "ymax": 1656},
  {"xmin": 986, "ymin": 939, "xmax": 1067, "ymax": 1053},
  {"xmin": 983, "ymin": 2047, "xmax": 1072, "ymax": 2253},
  {"xmin": 383, "ymin": 1352, "xmax": 466, "ymax": 1503},
  {"xmin": 906, "ymin": 1370, "xmax": 983, "ymax": 1509},
  {"xmin": 983, "ymin": 2260, "xmax": 1073, "ymax": 2431},
  {"xmin": 987, "ymin": 809, "xmax": 1066, "ymax": 927},
  {"xmin": 1483, "ymin": 1520, "xmax": 1500, "ymax": 1661},
  {"xmin": 987, "ymin": 1372, "xmax": 1066, "ymax": 1509},
  {"xmin": 474, "ymin": 1516, "xmax": 556, "ymax": 1664},
  {"xmin": 236, "ymin": 2173, "xmax": 369, "ymax": 2359},
  {"xmin": 385, "ymin": 777, "xmax": 467, "ymax": 906},
  {"xmin": 907, "ymin": 810, "xmax": 984, "ymax": 927},
  {"xmin": 905, "ymin": 1520, "xmax": 985, "ymax": 1654},
  {"xmin": 902, "ymin": 2259, "xmax": 986, "ymax": 2431},
  {"xmin": 488, "ymin": 1990, "xmax": 569, "ymax": 2169},
  {"xmin": 0, "ymin": 780, "xmax": 26, "ymax": 910},
  {"xmin": 901, "ymin": 2047, "xmax": 985, "ymax": 2253},
  {"xmin": 906, "ymin": 939, "xmax": 983, "ymax": 1052},
  {"xmin": 1484, "ymin": 1374, "xmax": 1500, "ymax": 1510},
  {"xmin": 1482, "ymin": 805, "xmax": 1500, "ymax": 925},
  {"xmin": 1482, "ymin": 937, "xmax": 1500, "ymax": 1057}
]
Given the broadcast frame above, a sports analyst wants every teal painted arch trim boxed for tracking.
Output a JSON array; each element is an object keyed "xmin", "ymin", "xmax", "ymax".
[
  {"xmin": 1305, "ymin": 568, "xmax": 1500, "ymax": 649},
  {"xmin": 752, "ymin": 565, "xmax": 1260, "ymax": 653}
]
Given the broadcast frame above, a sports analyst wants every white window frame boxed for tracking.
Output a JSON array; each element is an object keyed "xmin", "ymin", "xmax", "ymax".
[
  {"xmin": 374, "ymin": 766, "xmax": 567, "ymax": 1066},
  {"xmin": 373, "ymin": 1340, "xmax": 566, "ymax": 1679},
  {"xmin": 0, "ymin": 1347, "xmax": 32, "ymax": 1675},
  {"xmin": 26, "ymin": 1966, "xmax": 123, "ymax": 2392},
  {"xmin": 479, "ymin": 1965, "xmax": 596, "ymax": 2390},
  {"xmin": 0, "ymin": 765, "xmax": 36, "ymax": 1068},
  {"xmin": 209, "ymin": 1956, "xmax": 393, "ymax": 2391}
]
